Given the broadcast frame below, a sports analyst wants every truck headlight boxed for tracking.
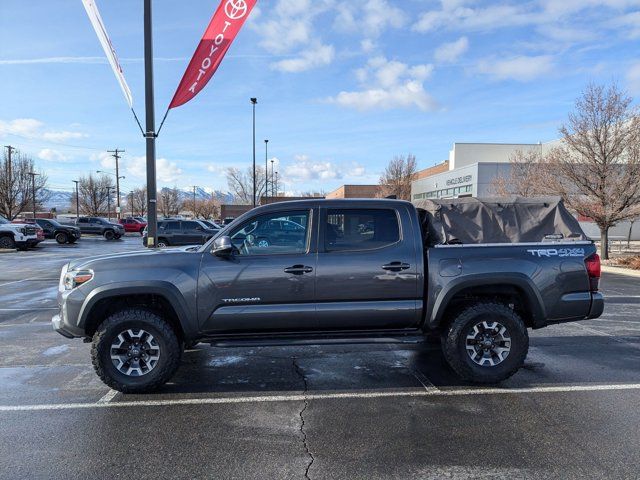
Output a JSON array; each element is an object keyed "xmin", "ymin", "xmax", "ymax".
[{"xmin": 63, "ymin": 270, "xmax": 93, "ymax": 290}]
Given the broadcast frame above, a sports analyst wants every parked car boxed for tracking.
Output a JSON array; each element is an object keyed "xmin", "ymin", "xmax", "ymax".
[
  {"xmin": 119, "ymin": 217, "xmax": 147, "ymax": 235},
  {"xmin": 75, "ymin": 217, "xmax": 125, "ymax": 240},
  {"xmin": 53, "ymin": 198, "xmax": 604, "ymax": 393},
  {"xmin": 23, "ymin": 218, "xmax": 81, "ymax": 244},
  {"xmin": 0, "ymin": 216, "xmax": 39, "ymax": 250},
  {"xmin": 199, "ymin": 220, "xmax": 222, "ymax": 231},
  {"xmin": 142, "ymin": 219, "xmax": 218, "ymax": 247}
]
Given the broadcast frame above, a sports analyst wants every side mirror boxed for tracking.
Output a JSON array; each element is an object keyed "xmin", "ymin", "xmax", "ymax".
[{"xmin": 212, "ymin": 235, "xmax": 233, "ymax": 257}]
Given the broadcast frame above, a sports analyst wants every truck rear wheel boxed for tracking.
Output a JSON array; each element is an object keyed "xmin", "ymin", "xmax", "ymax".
[
  {"xmin": 442, "ymin": 302, "xmax": 528, "ymax": 384},
  {"xmin": 91, "ymin": 308, "xmax": 182, "ymax": 393}
]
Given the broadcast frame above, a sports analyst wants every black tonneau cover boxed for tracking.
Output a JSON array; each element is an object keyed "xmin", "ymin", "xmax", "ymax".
[{"xmin": 414, "ymin": 196, "xmax": 587, "ymax": 246}]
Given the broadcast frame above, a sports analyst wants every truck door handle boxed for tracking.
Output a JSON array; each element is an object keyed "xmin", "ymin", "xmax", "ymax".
[
  {"xmin": 284, "ymin": 265, "xmax": 314, "ymax": 275},
  {"xmin": 382, "ymin": 262, "xmax": 410, "ymax": 272}
]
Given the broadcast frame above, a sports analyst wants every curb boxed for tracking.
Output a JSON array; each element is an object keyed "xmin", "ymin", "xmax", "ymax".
[
  {"xmin": 0, "ymin": 249, "xmax": 17, "ymax": 254},
  {"xmin": 601, "ymin": 265, "xmax": 640, "ymax": 278}
]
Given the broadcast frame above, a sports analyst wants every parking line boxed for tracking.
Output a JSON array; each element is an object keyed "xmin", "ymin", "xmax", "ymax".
[
  {"xmin": 0, "ymin": 308, "xmax": 57, "ymax": 312},
  {"xmin": 1, "ymin": 383, "xmax": 640, "ymax": 412},
  {"xmin": 97, "ymin": 389, "xmax": 119, "ymax": 403}
]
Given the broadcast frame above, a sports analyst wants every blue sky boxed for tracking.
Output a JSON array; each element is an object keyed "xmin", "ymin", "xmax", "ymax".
[{"xmin": 1, "ymin": 0, "xmax": 640, "ymax": 195}]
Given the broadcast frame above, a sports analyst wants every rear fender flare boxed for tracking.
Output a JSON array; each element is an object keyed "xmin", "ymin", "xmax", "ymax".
[{"xmin": 427, "ymin": 273, "xmax": 545, "ymax": 329}]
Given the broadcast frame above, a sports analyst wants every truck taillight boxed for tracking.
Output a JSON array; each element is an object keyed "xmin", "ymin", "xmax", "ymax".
[{"xmin": 585, "ymin": 253, "xmax": 601, "ymax": 291}]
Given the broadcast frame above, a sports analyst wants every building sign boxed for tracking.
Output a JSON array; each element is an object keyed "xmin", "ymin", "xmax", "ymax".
[{"xmin": 446, "ymin": 175, "xmax": 472, "ymax": 186}]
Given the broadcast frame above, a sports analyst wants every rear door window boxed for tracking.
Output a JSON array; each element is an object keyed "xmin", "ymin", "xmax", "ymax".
[{"xmin": 325, "ymin": 209, "xmax": 400, "ymax": 252}]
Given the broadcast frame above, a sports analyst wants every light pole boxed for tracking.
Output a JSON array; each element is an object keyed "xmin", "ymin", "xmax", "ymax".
[
  {"xmin": 107, "ymin": 149, "xmax": 124, "ymax": 219},
  {"xmin": 270, "ymin": 159, "xmax": 275, "ymax": 197},
  {"xmin": 264, "ymin": 139, "xmax": 268, "ymax": 204},
  {"xmin": 144, "ymin": 0, "xmax": 158, "ymax": 247},
  {"xmin": 250, "ymin": 97, "xmax": 257, "ymax": 207},
  {"xmin": 105, "ymin": 186, "xmax": 114, "ymax": 221},
  {"xmin": 130, "ymin": 191, "xmax": 134, "ymax": 217},
  {"xmin": 72, "ymin": 180, "xmax": 80, "ymax": 220},
  {"xmin": 274, "ymin": 171, "xmax": 278, "ymax": 198},
  {"xmin": 28, "ymin": 172, "xmax": 40, "ymax": 219}
]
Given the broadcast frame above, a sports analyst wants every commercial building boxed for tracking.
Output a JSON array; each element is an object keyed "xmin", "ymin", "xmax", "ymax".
[
  {"xmin": 411, "ymin": 142, "xmax": 558, "ymax": 201},
  {"xmin": 326, "ymin": 185, "xmax": 382, "ymax": 199}
]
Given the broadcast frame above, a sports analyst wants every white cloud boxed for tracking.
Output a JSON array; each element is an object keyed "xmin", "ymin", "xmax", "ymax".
[
  {"xmin": 38, "ymin": 148, "xmax": 68, "ymax": 162},
  {"xmin": 477, "ymin": 55, "xmax": 554, "ymax": 81},
  {"xmin": 284, "ymin": 154, "xmax": 366, "ymax": 183},
  {"xmin": 0, "ymin": 117, "xmax": 87, "ymax": 143},
  {"xmin": 434, "ymin": 37, "xmax": 469, "ymax": 63},
  {"xmin": 127, "ymin": 156, "xmax": 182, "ymax": 183},
  {"xmin": 328, "ymin": 56, "xmax": 436, "ymax": 111},
  {"xmin": 271, "ymin": 43, "xmax": 335, "ymax": 73},
  {"xmin": 627, "ymin": 62, "xmax": 640, "ymax": 95},
  {"xmin": 334, "ymin": 0, "xmax": 407, "ymax": 38}
]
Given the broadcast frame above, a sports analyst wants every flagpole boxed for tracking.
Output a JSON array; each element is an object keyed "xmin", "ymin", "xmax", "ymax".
[{"xmin": 144, "ymin": 0, "xmax": 158, "ymax": 248}]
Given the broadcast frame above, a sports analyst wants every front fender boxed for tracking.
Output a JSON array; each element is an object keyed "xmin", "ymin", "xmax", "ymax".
[{"xmin": 78, "ymin": 281, "xmax": 197, "ymax": 337}]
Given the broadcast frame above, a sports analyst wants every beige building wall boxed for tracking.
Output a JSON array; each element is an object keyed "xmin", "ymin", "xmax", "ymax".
[{"xmin": 326, "ymin": 185, "xmax": 382, "ymax": 199}]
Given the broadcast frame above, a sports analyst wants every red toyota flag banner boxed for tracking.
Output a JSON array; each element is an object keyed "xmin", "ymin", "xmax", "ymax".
[{"xmin": 169, "ymin": 0, "xmax": 257, "ymax": 109}]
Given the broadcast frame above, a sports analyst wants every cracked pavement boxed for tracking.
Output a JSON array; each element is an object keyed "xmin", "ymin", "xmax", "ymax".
[{"xmin": 1, "ymin": 237, "xmax": 640, "ymax": 479}]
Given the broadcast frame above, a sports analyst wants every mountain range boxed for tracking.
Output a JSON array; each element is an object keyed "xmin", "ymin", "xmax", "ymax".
[{"xmin": 43, "ymin": 187, "xmax": 235, "ymax": 211}]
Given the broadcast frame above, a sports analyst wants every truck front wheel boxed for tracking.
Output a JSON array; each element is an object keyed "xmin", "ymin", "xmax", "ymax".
[
  {"xmin": 441, "ymin": 302, "xmax": 528, "ymax": 384},
  {"xmin": 91, "ymin": 308, "xmax": 182, "ymax": 393}
]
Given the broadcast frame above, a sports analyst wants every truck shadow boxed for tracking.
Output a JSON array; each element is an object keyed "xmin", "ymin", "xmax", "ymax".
[{"xmin": 120, "ymin": 334, "xmax": 640, "ymax": 398}]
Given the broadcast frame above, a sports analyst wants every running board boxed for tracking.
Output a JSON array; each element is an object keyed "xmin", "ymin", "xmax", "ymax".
[{"xmin": 204, "ymin": 330, "xmax": 426, "ymax": 348}]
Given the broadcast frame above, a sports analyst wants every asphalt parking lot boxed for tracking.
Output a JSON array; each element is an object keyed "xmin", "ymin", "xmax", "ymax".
[{"xmin": 0, "ymin": 236, "xmax": 639, "ymax": 479}]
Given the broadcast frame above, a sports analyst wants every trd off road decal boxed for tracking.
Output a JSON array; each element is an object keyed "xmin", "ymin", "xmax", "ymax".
[{"xmin": 526, "ymin": 248, "xmax": 585, "ymax": 258}]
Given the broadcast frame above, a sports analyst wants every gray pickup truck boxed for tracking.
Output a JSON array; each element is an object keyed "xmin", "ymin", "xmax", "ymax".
[{"xmin": 53, "ymin": 198, "xmax": 603, "ymax": 392}]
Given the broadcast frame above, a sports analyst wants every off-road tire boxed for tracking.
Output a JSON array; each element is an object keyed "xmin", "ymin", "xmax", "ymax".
[
  {"xmin": 91, "ymin": 308, "xmax": 182, "ymax": 393},
  {"xmin": 441, "ymin": 302, "xmax": 528, "ymax": 384},
  {"xmin": 55, "ymin": 232, "xmax": 68, "ymax": 244},
  {"xmin": 103, "ymin": 229, "xmax": 115, "ymax": 240},
  {"xmin": 0, "ymin": 235, "xmax": 15, "ymax": 249}
]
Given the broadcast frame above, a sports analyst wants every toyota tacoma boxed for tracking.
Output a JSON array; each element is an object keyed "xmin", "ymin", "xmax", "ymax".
[{"xmin": 52, "ymin": 198, "xmax": 604, "ymax": 392}]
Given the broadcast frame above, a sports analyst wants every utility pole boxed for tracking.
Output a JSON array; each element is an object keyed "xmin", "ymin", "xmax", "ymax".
[
  {"xmin": 192, "ymin": 185, "xmax": 197, "ymax": 219},
  {"xmin": 105, "ymin": 186, "xmax": 113, "ymax": 221},
  {"xmin": 4, "ymin": 145, "xmax": 15, "ymax": 181},
  {"xmin": 130, "ymin": 191, "xmax": 134, "ymax": 217},
  {"xmin": 250, "ymin": 97, "xmax": 257, "ymax": 207},
  {"xmin": 144, "ymin": 0, "xmax": 158, "ymax": 247},
  {"xmin": 28, "ymin": 172, "xmax": 39, "ymax": 219},
  {"xmin": 264, "ymin": 139, "xmax": 268, "ymax": 204},
  {"xmin": 107, "ymin": 148, "xmax": 124, "ymax": 219},
  {"xmin": 72, "ymin": 180, "xmax": 80, "ymax": 219}
]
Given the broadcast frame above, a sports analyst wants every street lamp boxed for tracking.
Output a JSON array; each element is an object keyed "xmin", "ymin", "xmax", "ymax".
[
  {"xmin": 250, "ymin": 97, "xmax": 257, "ymax": 207},
  {"xmin": 72, "ymin": 180, "xmax": 80, "ymax": 220},
  {"xmin": 105, "ymin": 185, "xmax": 114, "ymax": 222},
  {"xmin": 264, "ymin": 139, "xmax": 269, "ymax": 204},
  {"xmin": 274, "ymin": 171, "xmax": 278, "ymax": 198}
]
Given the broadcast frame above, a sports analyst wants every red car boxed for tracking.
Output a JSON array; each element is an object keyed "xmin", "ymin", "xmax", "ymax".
[{"xmin": 119, "ymin": 217, "xmax": 147, "ymax": 234}]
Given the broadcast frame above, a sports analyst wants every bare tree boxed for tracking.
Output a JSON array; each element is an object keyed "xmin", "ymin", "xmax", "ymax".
[
  {"xmin": 378, "ymin": 154, "xmax": 417, "ymax": 200},
  {"xmin": 490, "ymin": 149, "xmax": 553, "ymax": 196},
  {"xmin": 300, "ymin": 190, "xmax": 325, "ymax": 197},
  {"xmin": 158, "ymin": 187, "xmax": 182, "ymax": 218},
  {"xmin": 195, "ymin": 197, "xmax": 220, "ymax": 219},
  {"xmin": 545, "ymin": 83, "xmax": 640, "ymax": 259},
  {"xmin": 0, "ymin": 149, "xmax": 48, "ymax": 220},
  {"xmin": 129, "ymin": 187, "xmax": 147, "ymax": 217},
  {"xmin": 78, "ymin": 174, "xmax": 114, "ymax": 216},
  {"xmin": 226, "ymin": 166, "xmax": 267, "ymax": 205}
]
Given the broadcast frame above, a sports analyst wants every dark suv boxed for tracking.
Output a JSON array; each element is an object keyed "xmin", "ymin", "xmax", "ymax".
[
  {"xmin": 26, "ymin": 218, "xmax": 81, "ymax": 244},
  {"xmin": 143, "ymin": 219, "xmax": 218, "ymax": 247},
  {"xmin": 76, "ymin": 217, "xmax": 125, "ymax": 240}
]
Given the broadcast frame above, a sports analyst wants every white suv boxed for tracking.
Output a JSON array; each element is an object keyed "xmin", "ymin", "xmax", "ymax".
[{"xmin": 0, "ymin": 216, "xmax": 39, "ymax": 250}]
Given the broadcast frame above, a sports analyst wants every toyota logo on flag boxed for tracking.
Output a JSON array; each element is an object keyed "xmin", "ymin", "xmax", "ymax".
[{"xmin": 225, "ymin": 0, "xmax": 248, "ymax": 19}]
